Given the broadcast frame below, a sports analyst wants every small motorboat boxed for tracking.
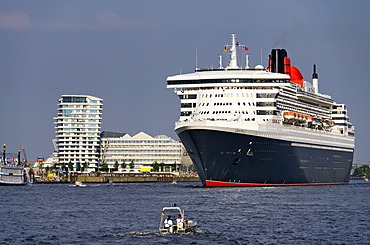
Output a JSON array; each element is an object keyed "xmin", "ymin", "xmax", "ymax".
[
  {"xmin": 74, "ymin": 181, "xmax": 86, "ymax": 187},
  {"xmin": 159, "ymin": 204, "xmax": 197, "ymax": 234}
]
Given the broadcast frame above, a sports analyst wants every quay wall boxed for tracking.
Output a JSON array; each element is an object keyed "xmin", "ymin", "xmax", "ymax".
[{"xmin": 72, "ymin": 175, "xmax": 200, "ymax": 183}]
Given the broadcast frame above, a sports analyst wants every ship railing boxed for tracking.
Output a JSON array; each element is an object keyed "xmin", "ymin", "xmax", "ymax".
[{"xmin": 280, "ymin": 123, "xmax": 346, "ymax": 136}]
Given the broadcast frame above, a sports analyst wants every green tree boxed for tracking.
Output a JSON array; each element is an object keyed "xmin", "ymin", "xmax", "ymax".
[
  {"xmin": 82, "ymin": 162, "xmax": 88, "ymax": 172},
  {"xmin": 51, "ymin": 164, "xmax": 57, "ymax": 171},
  {"xmin": 129, "ymin": 161, "xmax": 135, "ymax": 171},
  {"xmin": 159, "ymin": 162, "xmax": 165, "ymax": 172},
  {"xmin": 352, "ymin": 165, "xmax": 370, "ymax": 178},
  {"xmin": 68, "ymin": 161, "xmax": 73, "ymax": 172},
  {"xmin": 100, "ymin": 162, "xmax": 108, "ymax": 172},
  {"xmin": 121, "ymin": 160, "xmax": 126, "ymax": 170},
  {"xmin": 151, "ymin": 161, "xmax": 159, "ymax": 171},
  {"xmin": 114, "ymin": 161, "xmax": 119, "ymax": 171},
  {"xmin": 45, "ymin": 166, "xmax": 50, "ymax": 173}
]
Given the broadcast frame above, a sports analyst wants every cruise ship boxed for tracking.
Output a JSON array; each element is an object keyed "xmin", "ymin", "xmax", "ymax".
[{"xmin": 167, "ymin": 34, "xmax": 355, "ymax": 187}]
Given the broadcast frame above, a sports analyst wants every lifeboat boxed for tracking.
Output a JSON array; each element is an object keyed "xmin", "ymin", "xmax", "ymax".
[
  {"xmin": 283, "ymin": 111, "xmax": 295, "ymax": 120},
  {"xmin": 307, "ymin": 116, "xmax": 313, "ymax": 122}
]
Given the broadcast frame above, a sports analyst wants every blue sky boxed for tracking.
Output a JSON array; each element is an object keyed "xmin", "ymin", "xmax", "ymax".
[{"xmin": 0, "ymin": 0, "xmax": 369, "ymax": 164}]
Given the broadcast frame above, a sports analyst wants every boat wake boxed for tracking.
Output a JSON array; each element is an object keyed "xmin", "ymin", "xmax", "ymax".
[
  {"xmin": 115, "ymin": 229, "xmax": 207, "ymax": 237},
  {"xmin": 115, "ymin": 231, "xmax": 158, "ymax": 237}
]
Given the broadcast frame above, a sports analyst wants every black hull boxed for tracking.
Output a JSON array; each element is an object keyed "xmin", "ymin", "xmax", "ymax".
[
  {"xmin": 0, "ymin": 182, "xmax": 28, "ymax": 186},
  {"xmin": 177, "ymin": 129, "xmax": 353, "ymax": 187}
]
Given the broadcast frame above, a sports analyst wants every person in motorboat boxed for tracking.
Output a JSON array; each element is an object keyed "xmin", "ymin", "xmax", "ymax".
[
  {"xmin": 164, "ymin": 215, "xmax": 173, "ymax": 232},
  {"xmin": 176, "ymin": 214, "xmax": 184, "ymax": 229}
]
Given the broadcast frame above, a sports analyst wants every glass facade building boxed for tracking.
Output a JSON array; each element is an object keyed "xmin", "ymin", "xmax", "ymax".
[{"xmin": 54, "ymin": 95, "xmax": 103, "ymax": 167}]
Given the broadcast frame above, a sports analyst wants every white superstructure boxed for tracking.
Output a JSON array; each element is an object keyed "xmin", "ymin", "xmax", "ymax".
[{"xmin": 167, "ymin": 34, "xmax": 355, "ymax": 151}]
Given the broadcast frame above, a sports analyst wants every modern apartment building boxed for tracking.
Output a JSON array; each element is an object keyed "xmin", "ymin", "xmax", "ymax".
[
  {"xmin": 54, "ymin": 95, "xmax": 103, "ymax": 167},
  {"xmin": 100, "ymin": 131, "xmax": 182, "ymax": 172}
]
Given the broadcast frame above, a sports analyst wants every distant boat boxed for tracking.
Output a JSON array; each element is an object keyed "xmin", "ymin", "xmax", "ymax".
[
  {"xmin": 1, "ymin": 144, "xmax": 29, "ymax": 186},
  {"xmin": 74, "ymin": 181, "xmax": 87, "ymax": 187},
  {"xmin": 159, "ymin": 205, "xmax": 197, "ymax": 234},
  {"xmin": 0, "ymin": 165, "xmax": 29, "ymax": 186}
]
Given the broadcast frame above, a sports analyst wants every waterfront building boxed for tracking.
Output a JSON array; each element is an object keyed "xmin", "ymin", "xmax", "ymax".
[
  {"xmin": 100, "ymin": 131, "xmax": 182, "ymax": 172},
  {"xmin": 54, "ymin": 95, "xmax": 103, "ymax": 169}
]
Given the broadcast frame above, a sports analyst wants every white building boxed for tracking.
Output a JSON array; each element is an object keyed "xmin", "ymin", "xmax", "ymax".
[
  {"xmin": 54, "ymin": 95, "xmax": 103, "ymax": 168},
  {"xmin": 100, "ymin": 131, "xmax": 182, "ymax": 172}
]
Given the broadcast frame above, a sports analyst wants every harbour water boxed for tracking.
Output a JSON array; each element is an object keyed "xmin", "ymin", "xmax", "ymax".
[{"xmin": 0, "ymin": 181, "xmax": 369, "ymax": 244}]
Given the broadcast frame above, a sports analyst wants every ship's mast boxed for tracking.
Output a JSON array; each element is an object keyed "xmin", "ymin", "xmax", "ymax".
[{"xmin": 226, "ymin": 33, "xmax": 239, "ymax": 69}]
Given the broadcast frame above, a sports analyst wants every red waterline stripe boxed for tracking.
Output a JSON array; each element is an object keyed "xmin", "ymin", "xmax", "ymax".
[{"xmin": 205, "ymin": 180, "xmax": 349, "ymax": 187}]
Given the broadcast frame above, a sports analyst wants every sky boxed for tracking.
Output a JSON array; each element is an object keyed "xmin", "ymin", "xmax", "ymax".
[{"xmin": 0, "ymin": 0, "xmax": 369, "ymax": 164}]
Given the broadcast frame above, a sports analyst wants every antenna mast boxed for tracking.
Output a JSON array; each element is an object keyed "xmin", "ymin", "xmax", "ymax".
[
  {"xmin": 224, "ymin": 33, "xmax": 248, "ymax": 69},
  {"xmin": 226, "ymin": 34, "xmax": 238, "ymax": 69}
]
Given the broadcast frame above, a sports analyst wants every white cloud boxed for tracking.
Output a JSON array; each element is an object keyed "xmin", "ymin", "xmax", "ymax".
[
  {"xmin": 0, "ymin": 11, "xmax": 30, "ymax": 29},
  {"xmin": 97, "ymin": 11, "xmax": 146, "ymax": 29},
  {"xmin": 40, "ymin": 11, "xmax": 148, "ymax": 30},
  {"xmin": 0, "ymin": 10, "xmax": 148, "ymax": 31}
]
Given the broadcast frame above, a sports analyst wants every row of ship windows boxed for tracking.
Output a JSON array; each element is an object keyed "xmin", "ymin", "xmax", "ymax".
[
  {"xmin": 277, "ymin": 104, "xmax": 327, "ymax": 117},
  {"xmin": 206, "ymin": 93, "xmax": 256, "ymax": 98},
  {"xmin": 277, "ymin": 98, "xmax": 329, "ymax": 114},
  {"xmin": 105, "ymin": 154, "xmax": 180, "ymax": 158},
  {"xmin": 59, "ymin": 154, "xmax": 96, "ymax": 157},
  {"xmin": 107, "ymin": 140, "xmax": 177, "ymax": 144},
  {"xmin": 106, "ymin": 159, "xmax": 179, "ymax": 163},
  {"xmin": 198, "ymin": 111, "xmax": 253, "ymax": 115},
  {"xmin": 183, "ymin": 102, "xmax": 275, "ymax": 108},
  {"xmin": 105, "ymin": 145, "xmax": 180, "ymax": 148},
  {"xmin": 179, "ymin": 93, "xmax": 276, "ymax": 100},
  {"xmin": 104, "ymin": 150, "xmax": 181, "ymax": 153},
  {"xmin": 332, "ymin": 111, "xmax": 347, "ymax": 114},
  {"xmin": 169, "ymin": 79, "xmax": 289, "ymax": 85},
  {"xmin": 278, "ymin": 94, "xmax": 324, "ymax": 109},
  {"xmin": 331, "ymin": 117, "xmax": 348, "ymax": 121},
  {"xmin": 196, "ymin": 110, "xmax": 276, "ymax": 116},
  {"xmin": 332, "ymin": 105, "xmax": 346, "ymax": 110}
]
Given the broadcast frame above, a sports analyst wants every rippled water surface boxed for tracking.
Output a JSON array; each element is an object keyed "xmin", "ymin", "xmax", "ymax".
[{"xmin": 0, "ymin": 181, "xmax": 369, "ymax": 244}]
